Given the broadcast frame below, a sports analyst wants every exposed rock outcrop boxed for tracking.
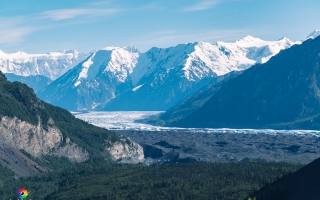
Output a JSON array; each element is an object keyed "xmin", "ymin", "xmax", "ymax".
[
  {"xmin": 0, "ymin": 116, "xmax": 88, "ymax": 162},
  {"xmin": 0, "ymin": 116, "xmax": 144, "ymax": 165},
  {"xmin": 106, "ymin": 138, "xmax": 144, "ymax": 163},
  {"xmin": 52, "ymin": 139, "xmax": 89, "ymax": 162}
]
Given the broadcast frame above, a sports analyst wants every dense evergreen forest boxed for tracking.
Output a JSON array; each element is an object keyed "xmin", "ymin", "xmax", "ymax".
[{"xmin": 0, "ymin": 158, "xmax": 302, "ymax": 200}]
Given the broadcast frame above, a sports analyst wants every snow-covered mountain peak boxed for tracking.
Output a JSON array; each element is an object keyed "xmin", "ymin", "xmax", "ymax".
[
  {"xmin": 101, "ymin": 46, "xmax": 121, "ymax": 51},
  {"xmin": 278, "ymin": 36, "xmax": 290, "ymax": 41},
  {"xmin": 237, "ymin": 35, "xmax": 262, "ymax": 42},
  {"xmin": 104, "ymin": 47, "xmax": 139, "ymax": 77},
  {"xmin": 10, "ymin": 51, "xmax": 28, "ymax": 58},
  {"xmin": 184, "ymin": 35, "xmax": 301, "ymax": 79},
  {"xmin": 131, "ymin": 36, "xmax": 299, "ymax": 84},
  {"xmin": 98, "ymin": 46, "xmax": 140, "ymax": 54},
  {"xmin": 124, "ymin": 46, "xmax": 140, "ymax": 53},
  {"xmin": 235, "ymin": 35, "xmax": 272, "ymax": 48},
  {"xmin": 238, "ymin": 35, "xmax": 258, "ymax": 41},
  {"xmin": 195, "ymin": 41, "xmax": 207, "ymax": 45},
  {"xmin": 59, "ymin": 49, "xmax": 75, "ymax": 53},
  {"xmin": 59, "ymin": 49, "xmax": 80, "ymax": 56},
  {"xmin": 275, "ymin": 37, "xmax": 300, "ymax": 47},
  {"xmin": 74, "ymin": 47, "xmax": 139, "ymax": 87},
  {"xmin": 307, "ymin": 29, "xmax": 320, "ymax": 39},
  {"xmin": 0, "ymin": 49, "xmax": 88, "ymax": 80},
  {"xmin": 38, "ymin": 34, "xmax": 301, "ymax": 111},
  {"xmin": 195, "ymin": 41, "xmax": 216, "ymax": 49},
  {"xmin": 130, "ymin": 43, "xmax": 197, "ymax": 86}
]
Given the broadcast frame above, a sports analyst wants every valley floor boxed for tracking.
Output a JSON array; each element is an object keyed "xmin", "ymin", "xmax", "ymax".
[
  {"xmin": 75, "ymin": 111, "xmax": 320, "ymax": 164},
  {"xmin": 116, "ymin": 130, "xmax": 320, "ymax": 164}
]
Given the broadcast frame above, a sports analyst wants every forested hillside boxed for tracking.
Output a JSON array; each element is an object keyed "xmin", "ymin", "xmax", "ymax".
[{"xmin": 0, "ymin": 159, "xmax": 302, "ymax": 199}]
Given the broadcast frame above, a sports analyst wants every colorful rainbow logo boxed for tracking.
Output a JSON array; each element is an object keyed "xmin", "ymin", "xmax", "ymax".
[{"xmin": 17, "ymin": 188, "xmax": 28, "ymax": 199}]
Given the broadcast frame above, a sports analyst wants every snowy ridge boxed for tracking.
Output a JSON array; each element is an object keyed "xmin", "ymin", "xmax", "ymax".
[
  {"xmin": 38, "ymin": 31, "xmax": 316, "ymax": 111},
  {"xmin": 132, "ymin": 36, "xmax": 300, "ymax": 84},
  {"xmin": 75, "ymin": 111, "xmax": 320, "ymax": 137},
  {"xmin": 74, "ymin": 47, "xmax": 139, "ymax": 87},
  {"xmin": 0, "ymin": 49, "xmax": 88, "ymax": 80},
  {"xmin": 306, "ymin": 29, "xmax": 320, "ymax": 39},
  {"xmin": 130, "ymin": 43, "xmax": 196, "ymax": 85}
]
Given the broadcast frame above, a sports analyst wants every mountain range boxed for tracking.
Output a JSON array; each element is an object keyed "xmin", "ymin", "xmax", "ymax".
[
  {"xmin": 1, "ymin": 50, "xmax": 88, "ymax": 92},
  {"xmin": 36, "ymin": 35, "xmax": 299, "ymax": 111},
  {"xmin": 159, "ymin": 32, "xmax": 320, "ymax": 129},
  {"xmin": 0, "ymin": 49, "xmax": 87, "ymax": 80},
  {"xmin": 1, "ymin": 31, "xmax": 319, "ymax": 112}
]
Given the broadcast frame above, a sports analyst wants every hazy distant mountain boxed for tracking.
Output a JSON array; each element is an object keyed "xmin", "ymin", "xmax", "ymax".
[
  {"xmin": 0, "ymin": 49, "xmax": 88, "ymax": 80},
  {"xmin": 5, "ymin": 73, "xmax": 52, "ymax": 92},
  {"xmin": 168, "ymin": 35, "xmax": 320, "ymax": 129},
  {"xmin": 38, "ymin": 36, "xmax": 299, "ymax": 111}
]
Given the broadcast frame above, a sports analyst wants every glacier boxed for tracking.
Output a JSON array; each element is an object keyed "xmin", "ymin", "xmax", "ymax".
[{"xmin": 74, "ymin": 111, "xmax": 320, "ymax": 137}]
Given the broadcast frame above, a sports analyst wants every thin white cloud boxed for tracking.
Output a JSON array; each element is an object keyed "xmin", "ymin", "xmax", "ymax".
[
  {"xmin": 0, "ymin": 3, "xmax": 123, "ymax": 47},
  {"xmin": 138, "ymin": 2, "xmax": 163, "ymax": 10},
  {"xmin": 182, "ymin": 0, "xmax": 220, "ymax": 12},
  {"xmin": 0, "ymin": 17, "xmax": 39, "ymax": 45},
  {"xmin": 0, "ymin": 28, "xmax": 36, "ymax": 45},
  {"xmin": 88, "ymin": 0, "xmax": 114, "ymax": 6},
  {"xmin": 42, "ymin": 8, "xmax": 121, "ymax": 21},
  {"xmin": 181, "ymin": 0, "xmax": 242, "ymax": 12}
]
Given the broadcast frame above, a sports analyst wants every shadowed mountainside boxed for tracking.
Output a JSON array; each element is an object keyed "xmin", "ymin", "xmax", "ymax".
[
  {"xmin": 162, "ymin": 36, "xmax": 320, "ymax": 129},
  {"xmin": 250, "ymin": 155, "xmax": 320, "ymax": 200}
]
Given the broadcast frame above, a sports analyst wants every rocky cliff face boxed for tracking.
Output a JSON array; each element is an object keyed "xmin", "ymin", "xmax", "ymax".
[
  {"xmin": 0, "ymin": 116, "xmax": 144, "ymax": 164},
  {"xmin": 0, "ymin": 116, "xmax": 88, "ymax": 162},
  {"xmin": 106, "ymin": 138, "xmax": 144, "ymax": 163}
]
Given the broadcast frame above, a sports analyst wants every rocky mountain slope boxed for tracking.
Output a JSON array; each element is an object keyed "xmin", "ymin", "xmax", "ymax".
[
  {"xmin": 150, "ymin": 71, "xmax": 242, "ymax": 125},
  {"xmin": 167, "ymin": 35, "xmax": 320, "ymax": 129},
  {"xmin": 38, "ymin": 36, "xmax": 299, "ymax": 111},
  {"xmin": 0, "ymin": 72, "xmax": 143, "ymax": 176},
  {"xmin": 37, "ymin": 47, "xmax": 140, "ymax": 111}
]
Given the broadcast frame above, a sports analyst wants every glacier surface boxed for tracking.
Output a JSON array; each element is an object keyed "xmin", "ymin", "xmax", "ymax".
[{"xmin": 74, "ymin": 111, "xmax": 320, "ymax": 137}]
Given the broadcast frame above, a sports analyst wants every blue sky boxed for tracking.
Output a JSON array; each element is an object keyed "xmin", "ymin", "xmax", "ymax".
[{"xmin": 1, "ymin": 0, "xmax": 320, "ymax": 53}]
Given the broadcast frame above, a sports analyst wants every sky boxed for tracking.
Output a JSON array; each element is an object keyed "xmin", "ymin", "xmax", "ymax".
[{"xmin": 1, "ymin": 0, "xmax": 320, "ymax": 53}]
